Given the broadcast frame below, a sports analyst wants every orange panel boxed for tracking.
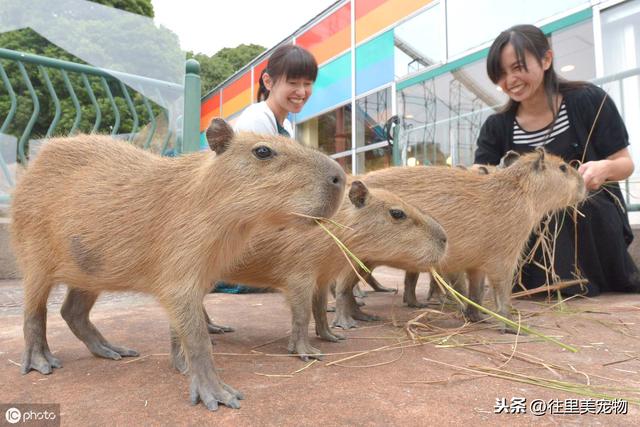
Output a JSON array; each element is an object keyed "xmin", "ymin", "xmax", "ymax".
[
  {"xmin": 222, "ymin": 87, "xmax": 252, "ymax": 118},
  {"xmin": 356, "ymin": 0, "xmax": 433, "ymax": 43},
  {"xmin": 223, "ymin": 71, "xmax": 252, "ymax": 101}
]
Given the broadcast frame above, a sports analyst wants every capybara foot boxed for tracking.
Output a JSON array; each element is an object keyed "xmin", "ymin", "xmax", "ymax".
[
  {"xmin": 407, "ymin": 300, "xmax": 429, "ymax": 309},
  {"xmin": 317, "ymin": 328, "xmax": 346, "ymax": 342},
  {"xmin": 89, "ymin": 341, "xmax": 139, "ymax": 360},
  {"xmin": 172, "ymin": 351, "xmax": 188, "ymax": 375},
  {"xmin": 464, "ymin": 308, "xmax": 485, "ymax": 323},
  {"xmin": 353, "ymin": 285, "xmax": 366, "ymax": 298},
  {"xmin": 373, "ymin": 285, "xmax": 396, "ymax": 293},
  {"xmin": 206, "ymin": 322, "xmax": 234, "ymax": 334},
  {"xmin": 352, "ymin": 309, "xmax": 381, "ymax": 322},
  {"xmin": 355, "ymin": 298, "xmax": 365, "ymax": 307},
  {"xmin": 288, "ymin": 340, "xmax": 323, "ymax": 361},
  {"xmin": 21, "ymin": 346, "xmax": 62, "ymax": 375},
  {"xmin": 189, "ymin": 376, "xmax": 243, "ymax": 411},
  {"xmin": 331, "ymin": 314, "xmax": 358, "ymax": 330}
]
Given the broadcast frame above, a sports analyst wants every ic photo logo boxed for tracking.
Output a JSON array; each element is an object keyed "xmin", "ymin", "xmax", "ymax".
[{"xmin": 5, "ymin": 407, "xmax": 21, "ymax": 424}]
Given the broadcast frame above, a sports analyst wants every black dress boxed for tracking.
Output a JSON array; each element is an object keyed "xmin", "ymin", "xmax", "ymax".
[{"xmin": 475, "ymin": 84, "xmax": 640, "ymax": 296}]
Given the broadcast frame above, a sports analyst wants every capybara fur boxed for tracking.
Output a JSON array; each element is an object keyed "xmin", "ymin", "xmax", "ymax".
[
  {"xmin": 333, "ymin": 148, "xmax": 586, "ymax": 331},
  {"xmin": 191, "ymin": 180, "xmax": 446, "ymax": 362},
  {"xmin": 10, "ymin": 119, "xmax": 346, "ymax": 411}
]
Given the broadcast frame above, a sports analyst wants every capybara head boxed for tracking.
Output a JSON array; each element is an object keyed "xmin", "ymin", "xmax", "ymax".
[
  {"xmin": 499, "ymin": 148, "xmax": 586, "ymax": 212},
  {"xmin": 343, "ymin": 180, "xmax": 447, "ymax": 271},
  {"xmin": 206, "ymin": 119, "xmax": 346, "ymax": 222}
]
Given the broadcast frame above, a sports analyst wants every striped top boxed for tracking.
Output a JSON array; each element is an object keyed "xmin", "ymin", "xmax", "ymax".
[{"xmin": 513, "ymin": 102, "xmax": 570, "ymax": 147}]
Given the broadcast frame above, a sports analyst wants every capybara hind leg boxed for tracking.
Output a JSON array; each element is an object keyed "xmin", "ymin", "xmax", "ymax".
[
  {"xmin": 170, "ymin": 328, "xmax": 188, "ymax": 374},
  {"xmin": 313, "ymin": 286, "xmax": 345, "ymax": 342},
  {"xmin": 61, "ymin": 288, "xmax": 138, "ymax": 359},
  {"xmin": 22, "ymin": 275, "xmax": 61, "ymax": 375},
  {"xmin": 365, "ymin": 273, "xmax": 396, "ymax": 293},
  {"xmin": 489, "ymin": 273, "xmax": 517, "ymax": 334},
  {"xmin": 465, "ymin": 269, "xmax": 486, "ymax": 323},
  {"xmin": 164, "ymin": 291, "xmax": 243, "ymax": 411},
  {"xmin": 403, "ymin": 271, "xmax": 426, "ymax": 308},
  {"xmin": 203, "ymin": 306, "xmax": 234, "ymax": 334}
]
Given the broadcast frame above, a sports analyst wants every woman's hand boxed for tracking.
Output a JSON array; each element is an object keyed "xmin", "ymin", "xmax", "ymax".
[{"xmin": 578, "ymin": 148, "xmax": 634, "ymax": 191}]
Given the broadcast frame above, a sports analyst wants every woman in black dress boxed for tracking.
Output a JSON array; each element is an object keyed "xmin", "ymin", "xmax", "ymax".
[{"xmin": 475, "ymin": 24, "xmax": 640, "ymax": 296}]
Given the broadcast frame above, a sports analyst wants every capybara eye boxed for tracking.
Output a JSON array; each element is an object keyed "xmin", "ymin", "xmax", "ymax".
[
  {"xmin": 559, "ymin": 164, "xmax": 568, "ymax": 173},
  {"xmin": 390, "ymin": 209, "xmax": 406, "ymax": 220},
  {"xmin": 253, "ymin": 146, "xmax": 274, "ymax": 160}
]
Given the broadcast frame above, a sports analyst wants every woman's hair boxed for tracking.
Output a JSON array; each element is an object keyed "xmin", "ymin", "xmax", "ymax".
[
  {"xmin": 257, "ymin": 44, "xmax": 318, "ymax": 102},
  {"xmin": 486, "ymin": 24, "xmax": 586, "ymax": 114}
]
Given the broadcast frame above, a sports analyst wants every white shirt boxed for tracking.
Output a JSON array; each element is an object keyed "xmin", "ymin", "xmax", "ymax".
[{"xmin": 233, "ymin": 101, "xmax": 293, "ymax": 136}]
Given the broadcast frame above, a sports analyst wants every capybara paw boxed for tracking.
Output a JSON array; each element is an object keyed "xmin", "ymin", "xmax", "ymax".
[
  {"xmin": 318, "ymin": 329, "xmax": 346, "ymax": 342},
  {"xmin": 331, "ymin": 316, "xmax": 358, "ymax": 330},
  {"xmin": 464, "ymin": 308, "xmax": 485, "ymax": 323},
  {"xmin": 374, "ymin": 285, "xmax": 396, "ymax": 293},
  {"xmin": 352, "ymin": 310, "xmax": 380, "ymax": 322},
  {"xmin": 288, "ymin": 341, "xmax": 323, "ymax": 361},
  {"xmin": 407, "ymin": 301, "xmax": 429, "ymax": 309},
  {"xmin": 189, "ymin": 377, "xmax": 242, "ymax": 411},
  {"xmin": 355, "ymin": 298, "xmax": 366, "ymax": 307},
  {"xmin": 206, "ymin": 322, "xmax": 234, "ymax": 334},
  {"xmin": 21, "ymin": 348, "xmax": 62, "ymax": 375},
  {"xmin": 90, "ymin": 342, "xmax": 139, "ymax": 360},
  {"xmin": 172, "ymin": 353, "xmax": 188, "ymax": 375}
]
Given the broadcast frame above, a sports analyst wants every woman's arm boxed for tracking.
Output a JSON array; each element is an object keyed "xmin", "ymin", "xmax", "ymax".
[{"xmin": 578, "ymin": 147, "xmax": 635, "ymax": 190}]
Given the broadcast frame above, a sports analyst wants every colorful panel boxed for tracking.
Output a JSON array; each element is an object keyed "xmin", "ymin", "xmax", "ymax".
[
  {"xmin": 355, "ymin": 0, "xmax": 433, "ymax": 43},
  {"xmin": 296, "ymin": 52, "xmax": 351, "ymax": 122},
  {"xmin": 221, "ymin": 71, "xmax": 252, "ymax": 118},
  {"xmin": 296, "ymin": 2, "xmax": 351, "ymax": 65},
  {"xmin": 355, "ymin": 30, "xmax": 394, "ymax": 95},
  {"xmin": 200, "ymin": 92, "xmax": 220, "ymax": 132}
]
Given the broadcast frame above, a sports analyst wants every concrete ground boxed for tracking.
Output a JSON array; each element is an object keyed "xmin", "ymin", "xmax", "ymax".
[{"xmin": 1, "ymin": 267, "xmax": 639, "ymax": 426}]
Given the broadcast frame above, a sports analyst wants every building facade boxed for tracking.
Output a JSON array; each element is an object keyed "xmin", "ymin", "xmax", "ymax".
[{"xmin": 200, "ymin": 0, "xmax": 640, "ymax": 205}]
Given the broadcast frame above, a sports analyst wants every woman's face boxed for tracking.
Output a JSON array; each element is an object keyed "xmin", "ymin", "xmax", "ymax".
[
  {"xmin": 264, "ymin": 73, "xmax": 313, "ymax": 114},
  {"xmin": 497, "ymin": 43, "xmax": 552, "ymax": 103}
]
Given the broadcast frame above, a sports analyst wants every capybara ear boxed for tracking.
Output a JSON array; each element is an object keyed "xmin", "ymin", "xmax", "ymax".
[
  {"xmin": 206, "ymin": 118, "xmax": 234, "ymax": 154},
  {"xmin": 349, "ymin": 180, "xmax": 369, "ymax": 208},
  {"xmin": 533, "ymin": 147, "xmax": 546, "ymax": 171},
  {"xmin": 499, "ymin": 150, "xmax": 520, "ymax": 168},
  {"xmin": 477, "ymin": 165, "xmax": 489, "ymax": 175}
]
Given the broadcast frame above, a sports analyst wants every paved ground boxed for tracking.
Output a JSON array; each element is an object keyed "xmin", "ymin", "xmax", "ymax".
[{"xmin": 1, "ymin": 267, "xmax": 639, "ymax": 426}]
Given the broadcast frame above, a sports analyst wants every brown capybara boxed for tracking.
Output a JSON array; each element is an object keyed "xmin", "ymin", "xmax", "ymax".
[
  {"xmin": 10, "ymin": 119, "xmax": 346, "ymax": 411},
  {"xmin": 185, "ymin": 180, "xmax": 446, "ymax": 363},
  {"xmin": 332, "ymin": 148, "xmax": 586, "ymax": 331}
]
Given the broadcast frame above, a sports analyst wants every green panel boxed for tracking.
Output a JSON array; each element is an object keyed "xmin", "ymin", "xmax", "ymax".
[
  {"xmin": 356, "ymin": 30, "xmax": 394, "ymax": 71},
  {"xmin": 313, "ymin": 52, "xmax": 351, "ymax": 91},
  {"xmin": 397, "ymin": 7, "xmax": 593, "ymax": 91}
]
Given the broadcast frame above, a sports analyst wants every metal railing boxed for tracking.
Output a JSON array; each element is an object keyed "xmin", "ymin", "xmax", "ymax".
[{"xmin": 0, "ymin": 48, "xmax": 201, "ymax": 203}]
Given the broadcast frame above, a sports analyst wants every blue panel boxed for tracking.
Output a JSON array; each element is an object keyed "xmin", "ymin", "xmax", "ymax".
[
  {"xmin": 356, "ymin": 56, "xmax": 394, "ymax": 95},
  {"xmin": 296, "ymin": 77, "xmax": 351, "ymax": 122}
]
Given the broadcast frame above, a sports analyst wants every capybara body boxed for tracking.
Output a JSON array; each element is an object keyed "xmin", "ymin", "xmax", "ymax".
[
  {"xmin": 11, "ymin": 121, "xmax": 346, "ymax": 411},
  {"xmin": 196, "ymin": 180, "xmax": 446, "ymax": 360},
  {"xmin": 333, "ymin": 149, "xmax": 586, "ymax": 330}
]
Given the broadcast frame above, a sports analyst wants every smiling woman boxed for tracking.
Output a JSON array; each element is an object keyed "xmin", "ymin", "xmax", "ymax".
[{"xmin": 233, "ymin": 44, "xmax": 318, "ymax": 137}]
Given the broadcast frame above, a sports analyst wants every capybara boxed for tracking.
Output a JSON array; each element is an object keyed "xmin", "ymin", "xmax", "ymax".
[
  {"xmin": 332, "ymin": 148, "xmax": 586, "ymax": 331},
  {"xmin": 187, "ymin": 180, "xmax": 446, "ymax": 363},
  {"xmin": 10, "ymin": 119, "xmax": 346, "ymax": 411}
]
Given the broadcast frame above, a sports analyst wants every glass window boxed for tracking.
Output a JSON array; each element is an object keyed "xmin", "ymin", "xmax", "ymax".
[
  {"xmin": 394, "ymin": 2, "xmax": 445, "ymax": 79},
  {"xmin": 354, "ymin": 87, "xmax": 392, "ymax": 173},
  {"xmin": 332, "ymin": 154, "xmax": 352, "ymax": 174},
  {"xmin": 296, "ymin": 104, "xmax": 352, "ymax": 155},
  {"xmin": 446, "ymin": 0, "xmax": 590, "ymax": 58},
  {"xmin": 397, "ymin": 20, "xmax": 594, "ymax": 167}
]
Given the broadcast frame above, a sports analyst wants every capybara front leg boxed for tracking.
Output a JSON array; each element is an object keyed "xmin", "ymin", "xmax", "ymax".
[
  {"xmin": 22, "ymin": 274, "xmax": 61, "ymax": 375},
  {"xmin": 403, "ymin": 271, "xmax": 425, "ymax": 308},
  {"xmin": 313, "ymin": 286, "xmax": 345, "ymax": 342},
  {"xmin": 490, "ymin": 272, "xmax": 517, "ymax": 334},
  {"xmin": 286, "ymin": 284, "xmax": 322, "ymax": 361},
  {"xmin": 166, "ymin": 293, "xmax": 243, "ymax": 411},
  {"xmin": 203, "ymin": 306, "xmax": 234, "ymax": 334},
  {"xmin": 61, "ymin": 288, "xmax": 138, "ymax": 360},
  {"xmin": 465, "ymin": 269, "xmax": 486, "ymax": 323},
  {"xmin": 332, "ymin": 274, "xmax": 360, "ymax": 329}
]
